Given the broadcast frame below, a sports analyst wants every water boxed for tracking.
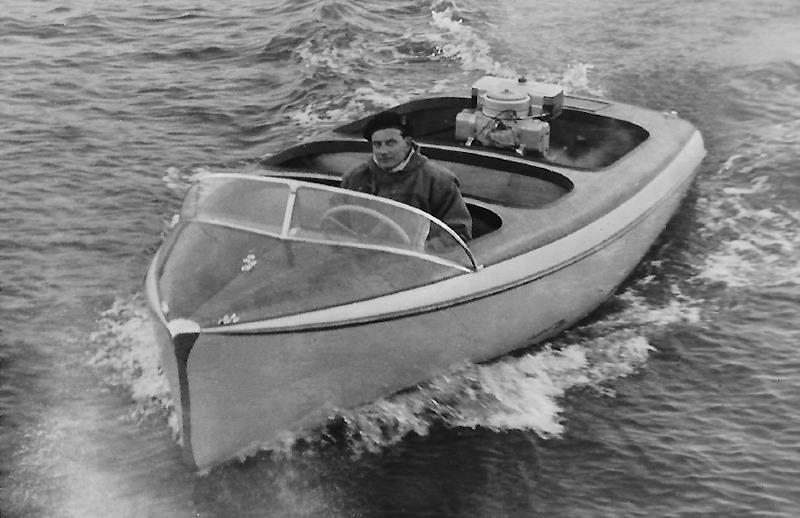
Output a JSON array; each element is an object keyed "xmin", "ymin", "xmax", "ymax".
[{"xmin": 2, "ymin": 0, "xmax": 798, "ymax": 516}]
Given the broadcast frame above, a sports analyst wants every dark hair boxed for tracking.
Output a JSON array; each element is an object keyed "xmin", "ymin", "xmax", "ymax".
[{"xmin": 362, "ymin": 111, "xmax": 408, "ymax": 141}]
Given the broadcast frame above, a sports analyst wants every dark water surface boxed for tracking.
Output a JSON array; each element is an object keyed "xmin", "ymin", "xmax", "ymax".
[{"xmin": 2, "ymin": 1, "xmax": 799, "ymax": 516}]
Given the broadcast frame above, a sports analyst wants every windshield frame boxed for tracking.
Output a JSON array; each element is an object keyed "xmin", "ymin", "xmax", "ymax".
[{"xmin": 180, "ymin": 172, "xmax": 481, "ymax": 272}]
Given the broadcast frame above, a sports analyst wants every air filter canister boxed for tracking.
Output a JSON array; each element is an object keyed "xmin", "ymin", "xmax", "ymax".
[{"xmin": 479, "ymin": 88, "xmax": 532, "ymax": 118}]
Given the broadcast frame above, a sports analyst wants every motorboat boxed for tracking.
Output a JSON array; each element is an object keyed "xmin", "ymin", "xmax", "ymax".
[{"xmin": 144, "ymin": 76, "xmax": 706, "ymax": 469}]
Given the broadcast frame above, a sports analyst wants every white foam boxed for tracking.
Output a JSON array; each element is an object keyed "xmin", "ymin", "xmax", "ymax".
[
  {"xmin": 429, "ymin": 7, "xmax": 518, "ymax": 77},
  {"xmin": 315, "ymin": 286, "xmax": 705, "ymax": 455},
  {"xmin": 283, "ymin": 3, "xmax": 604, "ymax": 134},
  {"xmin": 329, "ymin": 332, "xmax": 656, "ymax": 456},
  {"xmin": 287, "ymin": 34, "xmax": 420, "ymax": 129},
  {"xmin": 11, "ymin": 410, "xmax": 136, "ymax": 518},
  {"xmin": 556, "ymin": 62, "xmax": 605, "ymax": 97},
  {"xmin": 86, "ymin": 281, "xmax": 701, "ymax": 461},
  {"xmin": 426, "ymin": 5, "xmax": 603, "ymax": 96},
  {"xmin": 615, "ymin": 287, "xmax": 702, "ymax": 327},
  {"xmin": 88, "ymin": 295, "xmax": 176, "ymax": 429},
  {"xmin": 287, "ymin": 84, "xmax": 404, "ymax": 129},
  {"xmin": 161, "ymin": 166, "xmax": 214, "ymax": 194},
  {"xmin": 694, "ymin": 145, "xmax": 799, "ymax": 288}
]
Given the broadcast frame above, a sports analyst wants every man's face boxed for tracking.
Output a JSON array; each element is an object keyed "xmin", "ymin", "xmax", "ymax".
[{"xmin": 370, "ymin": 128, "xmax": 410, "ymax": 170}]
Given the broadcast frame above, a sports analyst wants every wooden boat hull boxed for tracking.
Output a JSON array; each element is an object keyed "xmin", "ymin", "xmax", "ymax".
[{"xmin": 146, "ymin": 130, "xmax": 704, "ymax": 469}]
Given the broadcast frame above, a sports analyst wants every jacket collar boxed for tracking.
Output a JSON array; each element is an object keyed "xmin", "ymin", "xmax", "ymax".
[{"xmin": 373, "ymin": 141, "xmax": 419, "ymax": 173}]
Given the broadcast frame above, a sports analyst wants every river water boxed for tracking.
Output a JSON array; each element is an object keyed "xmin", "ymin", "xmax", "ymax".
[{"xmin": 2, "ymin": 1, "xmax": 799, "ymax": 516}]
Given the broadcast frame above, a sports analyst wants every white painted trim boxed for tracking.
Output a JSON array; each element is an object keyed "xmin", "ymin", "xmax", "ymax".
[
  {"xmin": 280, "ymin": 182, "xmax": 298, "ymax": 237},
  {"xmin": 145, "ymin": 255, "xmax": 168, "ymax": 326},
  {"xmin": 167, "ymin": 319, "xmax": 201, "ymax": 338}
]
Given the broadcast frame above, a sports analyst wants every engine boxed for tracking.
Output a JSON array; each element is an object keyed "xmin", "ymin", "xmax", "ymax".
[{"xmin": 455, "ymin": 76, "xmax": 564, "ymax": 156}]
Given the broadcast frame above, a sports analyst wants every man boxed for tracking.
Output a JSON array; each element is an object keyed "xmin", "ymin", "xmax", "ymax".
[{"xmin": 341, "ymin": 111, "xmax": 472, "ymax": 242}]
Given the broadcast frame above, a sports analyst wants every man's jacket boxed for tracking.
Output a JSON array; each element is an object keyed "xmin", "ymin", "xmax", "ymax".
[{"xmin": 341, "ymin": 147, "xmax": 473, "ymax": 242}]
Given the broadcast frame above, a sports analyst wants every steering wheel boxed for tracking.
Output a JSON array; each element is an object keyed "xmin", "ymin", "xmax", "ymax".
[{"xmin": 320, "ymin": 204, "xmax": 411, "ymax": 245}]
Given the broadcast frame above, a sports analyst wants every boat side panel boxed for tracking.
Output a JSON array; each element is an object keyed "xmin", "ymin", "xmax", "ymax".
[{"xmin": 183, "ymin": 167, "xmax": 696, "ymax": 468}]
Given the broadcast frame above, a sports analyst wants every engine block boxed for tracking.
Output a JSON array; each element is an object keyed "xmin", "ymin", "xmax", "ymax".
[
  {"xmin": 456, "ymin": 109, "xmax": 550, "ymax": 155},
  {"xmin": 454, "ymin": 76, "xmax": 563, "ymax": 156}
]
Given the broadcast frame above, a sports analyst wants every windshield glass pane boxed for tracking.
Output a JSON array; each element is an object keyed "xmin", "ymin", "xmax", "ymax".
[
  {"xmin": 289, "ymin": 185, "xmax": 473, "ymax": 269},
  {"xmin": 289, "ymin": 186, "xmax": 429, "ymax": 249},
  {"xmin": 180, "ymin": 175, "xmax": 288, "ymax": 234},
  {"xmin": 178, "ymin": 175, "xmax": 475, "ymax": 270}
]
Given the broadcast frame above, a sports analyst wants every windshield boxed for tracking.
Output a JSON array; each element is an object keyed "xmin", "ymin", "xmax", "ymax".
[{"xmin": 179, "ymin": 173, "xmax": 478, "ymax": 271}]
